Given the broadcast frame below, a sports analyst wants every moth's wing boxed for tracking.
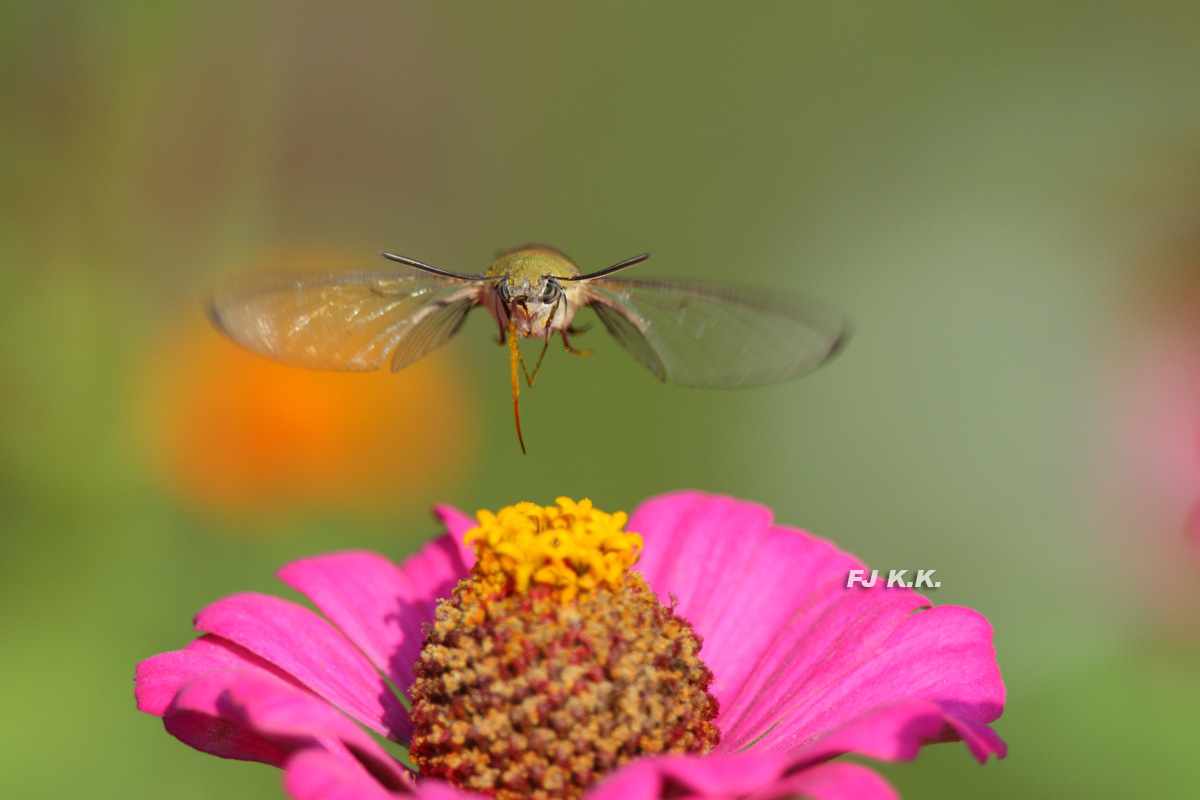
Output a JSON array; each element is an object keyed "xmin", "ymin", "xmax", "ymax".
[
  {"xmin": 208, "ymin": 270, "xmax": 483, "ymax": 372},
  {"xmin": 388, "ymin": 293, "xmax": 477, "ymax": 372},
  {"xmin": 583, "ymin": 278, "xmax": 849, "ymax": 388}
]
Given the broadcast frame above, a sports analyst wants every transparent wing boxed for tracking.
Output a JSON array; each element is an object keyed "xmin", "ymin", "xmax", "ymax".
[
  {"xmin": 584, "ymin": 278, "xmax": 849, "ymax": 388},
  {"xmin": 388, "ymin": 293, "xmax": 477, "ymax": 372},
  {"xmin": 207, "ymin": 270, "xmax": 483, "ymax": 372}
]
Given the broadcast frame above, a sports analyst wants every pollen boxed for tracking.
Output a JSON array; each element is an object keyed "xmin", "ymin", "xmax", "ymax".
[
  {"xmin": 409, "ymin": 499, "xmax": 719, "ymax": 800},
  {"xmin": 463, "ymin": 498, "xmax": 643, "ymax": 604}
]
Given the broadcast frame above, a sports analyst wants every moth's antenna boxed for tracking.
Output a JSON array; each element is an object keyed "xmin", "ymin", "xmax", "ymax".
[
  {"xmin": 380, "ymin": 251, "xmax": 498, "ymax": 281},
  {"xmin": 560, "ymin": 253, "xmax": 651, "ymax": 281}
]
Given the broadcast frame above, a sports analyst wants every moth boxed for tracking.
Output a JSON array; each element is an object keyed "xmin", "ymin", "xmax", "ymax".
[{"xmin": 208, "ymin": 244, "xmax": 849, "ymax": 451}]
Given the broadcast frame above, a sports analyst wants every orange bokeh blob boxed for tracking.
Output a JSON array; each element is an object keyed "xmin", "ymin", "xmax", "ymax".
[{"xmin": 138, "ymin": 257, "xmax": 476, "ymax": 519}]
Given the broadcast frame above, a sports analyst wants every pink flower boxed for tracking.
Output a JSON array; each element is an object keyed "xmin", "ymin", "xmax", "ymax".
[{"xmin": 135, "ymin": 491, "xmax": 1006, "ymax": 799}]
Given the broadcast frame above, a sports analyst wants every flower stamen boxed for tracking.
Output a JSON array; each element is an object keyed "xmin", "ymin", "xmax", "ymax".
[{"xmin": 464, "ymin": 497, "xmax": 643, "ymax": 603}]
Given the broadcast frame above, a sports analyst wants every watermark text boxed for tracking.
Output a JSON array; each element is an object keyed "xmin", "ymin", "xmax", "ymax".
[{"xmin": 846, "ymin": 569, "xmax": 940, "ymax": 589}]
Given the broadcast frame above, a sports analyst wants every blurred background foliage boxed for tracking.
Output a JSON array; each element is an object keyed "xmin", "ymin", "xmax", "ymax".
[{"xmin": 4, "ymin": 2, "xmax": 1200, "ymax": 797}]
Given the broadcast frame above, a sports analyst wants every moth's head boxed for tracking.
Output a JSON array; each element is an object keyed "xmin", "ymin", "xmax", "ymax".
[{"xmin": 498, "ymin": 275, "xmax": 565, "ymax": 335}]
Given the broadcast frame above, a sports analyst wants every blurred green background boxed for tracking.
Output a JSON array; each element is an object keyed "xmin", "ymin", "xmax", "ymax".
[{"xmin": 5, "ymin": 2, "xmax": 1200, "ymax": 797}]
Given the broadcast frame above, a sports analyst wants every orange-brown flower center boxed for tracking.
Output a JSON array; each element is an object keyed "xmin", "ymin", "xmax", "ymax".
[{"xmin": 408, "ymin": 499, "xmax": 719, "ymax": 800}]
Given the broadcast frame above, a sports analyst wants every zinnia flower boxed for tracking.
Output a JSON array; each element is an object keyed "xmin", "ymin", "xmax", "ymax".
[{"xmin": 135, "ymin": 491, "xmax": 1006, "ymax": 799}]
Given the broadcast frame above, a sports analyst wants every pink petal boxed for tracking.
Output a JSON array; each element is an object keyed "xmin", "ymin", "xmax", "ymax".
[
  {"xmin": 136, "ymin": 634, "xmax": 307, "ymax": 717},
  {"xmin": 432, "ymin": 504, "xmax": 480, "ymax": 549},
  {"xmin": 163, "ymin": 673, "xmax": 296, "ymax": 767},
  {"xmin": 712, "ymin": 584, "xmax": 927, "ymax": 751},
  {"xmin": 194, "ymin": 592, "xmax": 411, "ymax": 741},
  {"xmin": 747, "ymin": 762, "xmax": 898, "ymax": 800},
  {"xmin": 628, "ymin": 492, "xmax": 1005, "ymax": 760},
  {"xmin": 589, "ymin": 753, "xmax": 783, "ymax": 800},
  {"xmin": 284, "ymin": 749, "xmax": 408, "ymax": 800},
  {"xmin": 582, "ymin": 759, "xmax": 667, "ymax": 800},
  {"xmin": 650, "ymin": 753, "xmax": 794, "ymax": 796},
  {"xmin": 409, "ymin": 782, "xmax": 491, "ymax": 800},
  {"xmin": 167, "ymin": 670, "xmax": 412, "ymax": 789},
  {"xmin": 589, "ymin": 752, "xmax": 894, "ymax": 800},
  {"xmin": 278, "ymin": 540, "xmax": 471, "ymax": 704},
  {"xmin": 795, "ymin": 698, "xmax": 1007, "ymax": 766},
  {"xmin": 745, "ymin": 606, "xmax": 1005, "ymax": 761}
]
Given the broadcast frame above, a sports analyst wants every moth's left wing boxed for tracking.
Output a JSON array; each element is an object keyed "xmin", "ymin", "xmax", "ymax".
[{"xmin": 583, "ymin": 278, "xmax": 848, "ymax": 388}]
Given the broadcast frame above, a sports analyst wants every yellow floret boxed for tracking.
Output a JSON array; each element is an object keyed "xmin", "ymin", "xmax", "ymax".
[{"xmin": 463, "ymin": 498, "xmax": 643, "ymax": 601}]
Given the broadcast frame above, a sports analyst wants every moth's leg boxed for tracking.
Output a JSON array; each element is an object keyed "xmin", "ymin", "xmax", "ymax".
[
  {"xmin": 524, "ymin": 330, "xmax": 552, "ymax": 386},
  {"xmin": 523, "ymin": 295, "xmax": 562, "ymax": 385},
  {"xmin": 561, "ymin": 328, "xmax": 593, "ymax": 357}
]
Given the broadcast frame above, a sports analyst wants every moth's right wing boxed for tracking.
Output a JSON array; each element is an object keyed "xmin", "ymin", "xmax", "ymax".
[{"xmin": 207, "ymin": 270, "xmax": 484, "ymax": 372}]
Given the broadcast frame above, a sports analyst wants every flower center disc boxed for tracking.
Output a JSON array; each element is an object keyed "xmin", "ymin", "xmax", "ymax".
[{"xmin": 409, "ymin": 498, "xmax": 720, "ymax": 800}]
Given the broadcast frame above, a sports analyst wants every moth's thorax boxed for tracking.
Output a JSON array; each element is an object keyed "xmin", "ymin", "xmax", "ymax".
[
  {"xmin": 485, "ymin": 244, "xmax": 580, "ymax": 283},
  {"xmin": 485, "ymin": 245, "xmax": 584, "ymax": 337}
]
